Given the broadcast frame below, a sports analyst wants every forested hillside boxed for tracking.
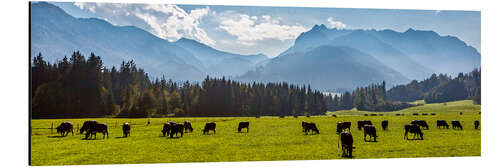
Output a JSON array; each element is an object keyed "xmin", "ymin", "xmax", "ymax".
[
  {"xmin": 31, "ymin": 52, "xmax": 327, "ymax": 118},
  {"xmin": 328, "ymin": 69, "xmax": 481, "ymax": 112}
]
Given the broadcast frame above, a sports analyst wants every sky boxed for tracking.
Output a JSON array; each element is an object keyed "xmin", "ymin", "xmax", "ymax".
[{"xmin": 52, "ymin": 2, "xmax": 481, "ymax": 58}]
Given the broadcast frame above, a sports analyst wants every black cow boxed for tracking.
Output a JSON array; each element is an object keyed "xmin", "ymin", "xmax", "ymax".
[
  {"xmin": 303, "ymin": 122, "xmax": 319, "ymax": 135},
  {"xmin": 162, "ymin": 122, "xmax": 176, "ymax": 137},
  {"xmin": 404, "ymin": 124, "xmax": 423, "ymax": 140},
  {"xmin": 122, "ymin": 122, "xmax": 131, "ymax": 137},
  {"xmin": 203, "ymin": 122, "xmax": 216, "ymax": 135},
  {"xmin": 474, "ymin": 120, "xmax": 480, "ymax": 129},
  {"xmin": 411, "ymin": 120, "xmax": 429, "ymax": 130},
  {"xmin": 363, "ymin": 125, "xmax": 377, "ymax": 142},
  {"xmin": 56, "ymin": 122, "xmax": 73, "ymax": 137},
  {"xmin": 436, "ymin": 120, "xmax": 449, "ymax": 129},
  {"xmin": 184, "ymin": 121, "xmax": 193, "ymax": 133},
  {"xmin": 169, "ymin": 123, "xmax": 184, "ymax": 138},
  {"xmin": 339, "ymin": 131, "xmax": 354, "ymax": 157},
  {"xmin": 302, "ymin": 121, "xmax": 307, "ymax": 132},
  {"xmin": 452, "ymin": 120, "xmax": 463, "ymax": 130},
  {"xmin": 238, "ymin": 122, "xmax": 250, "ymax": 133},
  {"xmin": 80, "ymin": 120, "xmax": 108, "ymax": 139},
  {"xmin": 381, "ymin": 120, "xmax": 389, "ymax": 130},
  {"xmin": 336, "ymin": 122, "xmax": 351, "ymax": 134},
  {"xmin": 357, "ymin": 120, "xmax": 372, "ymax": 130}
]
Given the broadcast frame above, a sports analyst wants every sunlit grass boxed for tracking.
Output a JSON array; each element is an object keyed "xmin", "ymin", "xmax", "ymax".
[{"xmin": 31, "ymin": 100, "xmax": 481, "ymax": 165}]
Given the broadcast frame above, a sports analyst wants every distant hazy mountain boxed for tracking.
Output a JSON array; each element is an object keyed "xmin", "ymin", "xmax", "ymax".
[
  {"xmin": 238, "ymin": 45, "xmax": 409, "ymax": 90},
  {"xmin": 173, "ymin": 38, "xmax": 268, "ymax": 77},
  {"xmin": 283, "ymin": 24, "xmax": 480, "ymax": 80},
  {"xmin": 242, "ymin": 24, "xmax": 480, "ymax": 90},
  {"xmin": 30, "ymin": 2, "xmax": 268, "ymax": 81}
]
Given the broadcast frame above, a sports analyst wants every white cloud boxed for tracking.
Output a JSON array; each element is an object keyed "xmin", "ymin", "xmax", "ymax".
[
  {"xmin": 435, "ymin": 10, "xmax": 441, "ymax": 15},
  {"xmin": 327, "ymin": 17, "xmax": 347, "ymax": 29},
  {"xmin": 217, "ymin": 13, "xmax": 308, "ymax": 44},
  {"xmin": 73, "ymin": 2, "xmax": 215, "ymax": 46}
]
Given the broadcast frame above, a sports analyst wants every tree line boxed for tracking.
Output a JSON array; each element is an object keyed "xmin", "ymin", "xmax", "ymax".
[
  {"xmin": 31, "ymin": 52, "xmax": 327, "ymax": 118},
  {"xmin": 328, "ymin": 68, "xmax": 481, "ymax": 112},
  {"xmin": 386, "ymin": 69, "xmax": 480, "ymax": 104},
  {"xmin": 326, "ymin": 81, "xmax": 415, "ymax": 112}
]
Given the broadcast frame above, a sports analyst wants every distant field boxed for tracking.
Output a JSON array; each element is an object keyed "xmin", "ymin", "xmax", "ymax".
[{"xmin": 30, "ymin": 100, "xmax": 481, "ymax": 166}]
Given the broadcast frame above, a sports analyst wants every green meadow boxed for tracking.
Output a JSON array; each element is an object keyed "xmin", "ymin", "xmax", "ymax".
[{"xmin": 30, "ymin": 100, "xmax": 481, "ymax": 166}]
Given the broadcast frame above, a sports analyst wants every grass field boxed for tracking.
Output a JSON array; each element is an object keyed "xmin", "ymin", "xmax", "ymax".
[{"xmin": 30, "ymin": 100, "xmax": 481, "ymax": 166}]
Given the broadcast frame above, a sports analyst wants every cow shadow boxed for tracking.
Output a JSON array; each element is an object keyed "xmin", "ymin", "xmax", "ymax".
[
  {"xmin": 405, "ymin": 138, "xmax": 424, "ymax": 141},
  {"xmin": 115, "ymin": 136, "xmax": 129, "ymax": 139},
  {"xmin": 47, "ymin": 135, "xmax": 65, "ymax": 138},
  {"xmin": 364, "ymin": 140, "xmax": 378, "ymax": 142},
  {"xmin": 80, "ymin": 138, "xmax": 106, "ymax": 140}
]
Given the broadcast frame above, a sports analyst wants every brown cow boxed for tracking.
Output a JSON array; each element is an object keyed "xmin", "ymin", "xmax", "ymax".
[{"xmin": 474, "ymin": 120, "xmax": 480, "ymax": 129}]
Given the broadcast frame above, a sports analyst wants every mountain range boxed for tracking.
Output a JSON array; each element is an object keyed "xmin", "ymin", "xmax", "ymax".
[
  {"xmin": 239, "ymin": 24, "xmax": 480, "ymax": 90},
  {"xmin": 30, "ymin": 2, "xmax": 268, "ymax": 81},
  {"xmin": 31, "ymin": 2, "xmax": 481, "ymax": 91}
]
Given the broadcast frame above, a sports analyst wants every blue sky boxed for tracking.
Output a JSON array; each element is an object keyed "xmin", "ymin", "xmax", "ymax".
[{"xmin": 52, "ymin": 2, "xmax": 480, "ymax": 58}]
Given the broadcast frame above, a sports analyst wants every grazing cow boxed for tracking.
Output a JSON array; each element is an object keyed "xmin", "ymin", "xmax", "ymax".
[
  {"xmin": 404, "ymin": 124, "xmax": 423, "ymax": 140},
  {"xmin": 203, "ymin": 122, "xmax": 216, "ymax": 135},
  {"xmin": 184, "ymin": 121, "xmax": 193, "ymax": 133},
  {"xmin": 357, "ymin": 120, "xmax": 372, "ymax": 130},
  {"xmin": 162, "ymin": 122, "xmax": 176, "ymax": 137},
  {"xmin": 169, "ymin": 123, "xmax": 184, "ymax": 138},
  {"xmin": 474, "ymin": 120, "xmax": 480, "ymax": 129},
  {"xmin": 56, "ymin": 122, "xmax": 73, "ymax": 137},
  {"xmin": 412, "ymin": 113, "xmax": 419, "ymax": 116},
  {"xmin": 436, "ymin": 120, "xmax": 449, "ymax": 129},
  {"xmin": 430, "ymin": 113, "xmax": 436, "ymax": 116},
  {"xmin": 332, "ymin": 114, "xmax": 337, "ymax": 117},
  {"xmin": 363, "ymin": 125, "xmax": 377, "ymax": 142},
  {"xmin": 336, "ymin": 122, "xmax": 351, "ymax": 134},
  {"xmin": 338, "ymin": 131, "xmax": 354, "ymax": 157},
  {"xmin": 381, "ymin": 120, "xmax": 389, "ymax": 130},
  {"xmin": 451, "ymin": 120, "xmax": 463, "ymax": 130},
  {"xmin": 122, "ymin": 122, "xmax": 131, "ymax": 137},
  {"xmin": 411, "ymin": 120, "xmax": 429, "ymax": 130},
  {"xmin": 302, "ymin": 121, "xmax": 307, "ymax": 132},
  {"xmin": 238, "ymin": 121, "xmax": 250, "ymax": 133},
  {"xmin": 80, "ymin": 120, "xmax": 108, "ymax": 139},
  {"xmin": 303, "ymin": 122, "xmax": 320, "ymax": 135}
]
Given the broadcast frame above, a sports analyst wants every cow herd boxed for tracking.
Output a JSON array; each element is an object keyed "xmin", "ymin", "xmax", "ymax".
[{"xmin": 52, "ymin": 118, "xmax": 480, "ymax": 158}]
